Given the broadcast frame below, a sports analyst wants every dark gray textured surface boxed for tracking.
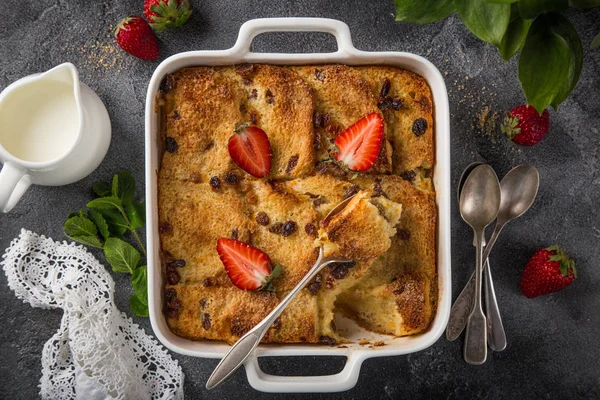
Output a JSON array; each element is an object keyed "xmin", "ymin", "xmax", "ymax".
[{"xmin": 1, "ymin": 1, "xmax": 599, "ymax": 399}]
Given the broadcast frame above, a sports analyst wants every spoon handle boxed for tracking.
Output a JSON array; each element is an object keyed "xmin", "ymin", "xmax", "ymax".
[
  {"xmin": 464, "ymin": 230, "xmax": 487, "ymax": 365},
  {"xmin": 484, "ymin": 259, "xmax": 507, "ymax": 351}
]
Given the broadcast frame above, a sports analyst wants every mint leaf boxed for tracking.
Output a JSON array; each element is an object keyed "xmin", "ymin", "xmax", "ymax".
[
  {"xmin": 104, "ymin": 237, "xmax": 140, "ymax": 274},
  {"xmin": 88, "ymin": 209, "xmax": 110, "ymax": 240},
  {"xmin": 93, "ymin": 182, "xmax": 111, "ymax": 198},
  {"xmin": 499, "ymin": 8, "xmax": 532, "ymax": 61},
  {"xmin": 112, "ymin": 171, "xmax": 135, "ymax": 203},
  {"xmin": 99, "ymin": 209, "xmax": 129, "ymax": 237},
  {"xmin": 67, "ymin": 235, "xmax": 104, "ymax": 248},
  {"xmin": 545, "ymin": 14, "xmax": 583, "ymax": 110},
  {"xmin": 518, "ymin": 0, "xmax": 568, "ymax": 19},
  {"xmin": 592, "ymin": 32, "xmax": 600, "ymax": 49},
  {"xmin": 455, "ymin": 0, "xmax": 511, "ymax": 46},
  {"xmin": 126, "ymin": 201, "xmax": 146, "ymax": 230},
  {"xmin": 131, "ymin": 265, "xmax": 148, "ymax": 306},
  {"xmin": 518, "ymin": 15, "xmax": 572, "ymax": 113},
  {"xmin": 394, "ymin": 0, "xmax": 455, "ymax": 24},
  {"xmin": 64, "ymin": 216, "xmax": 98, "ymax": 238},
  {"xmin": 67, "ymin": 211, "xmax": 81, "ymax": 219},
  {"xmin": 87, "ymin": 196, "xmax": 124, "ymax": 212},
  {"xmin": 568, "ymin": 0, "xmax": 600, "ymax": 7},
  {"xmin": 129, "ymin": 295, "xmax": 149, "ymax": 317}
]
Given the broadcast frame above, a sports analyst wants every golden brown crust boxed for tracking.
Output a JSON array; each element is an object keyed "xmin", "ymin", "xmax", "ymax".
[
  {"xmin": 158, "ymin": 64, "xmax": 437, "ymax": 344},
  {"xmin": 355, "ymin": 66, "xmax": 434, "ymax": 174}
]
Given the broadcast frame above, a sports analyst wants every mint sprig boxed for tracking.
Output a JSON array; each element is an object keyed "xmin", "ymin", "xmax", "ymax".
[{"xmin": 63, "ymin": 170, "xmax": 148, "ymax": 317}]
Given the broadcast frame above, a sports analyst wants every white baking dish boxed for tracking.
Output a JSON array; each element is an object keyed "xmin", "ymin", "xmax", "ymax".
[{"xmin": 145, "ymin": 18, "xmax": 451, "ymax": 393}]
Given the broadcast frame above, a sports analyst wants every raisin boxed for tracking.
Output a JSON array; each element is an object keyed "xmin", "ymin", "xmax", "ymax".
[
  {"xmin": 265, "ymin": 89, "xmax": 275, "ymax": 104},
  {"xmin": 202, "ymin": 278, "xmax": 214, "ymax": 287},
  {"xmin": 202, "ymin": 313, "xmax": 212, "ymax": 330},
  {"xmin": 393, "ymin": 284, "xmax": 406, "ymax": 296},
  {"xmin": 391, "ymin": 97, "xmax": 404, "ymax": 111},
  {"xmin": 249, "ymin": 89, "xmax": 258, "ymax": 99},
  {"xmin": 271, "ymin": 318, "xmax": 282, "ymax": 331},
  {"xmin": 242, "ymin": 77, "xmax": 252, "ymax": 86},
  {"xmin": 165, "ymin": 308, "xmax": 179, "ymax": 318},
  {"xmin": 320, "ymin": 335, "xmax": 337, "ymax": 345},
  {"xmin": 378, "ymin": 98, "xmax": 392, "ymax": 111},
  {"xmin": 312, "ymin": 196, "xmax": 327, "ymax": 207},
  {"xmin": 200, "ymin": 298, "xmax": 208, "ymax": 309},
  {"xmin": 248, "ymin": 110, "xmax": 258, "ymax": 125},
  {"xmin": 282, "ymin": 221, "xmax": 297, "ymax": 237},
  {"xmin": 159, "ymin": 74, "xmax": 175, "ymax": 94},
  {"xmin": 162, "ymin": 251, "xmax": 175, "ymax": 265},
  {"xmin": 209, "ymin": 176, "xmax": 221, "ymax": 189},
  {"xmin": 231, "ymin": 228, "xmax": 239, "ymax": 240},
  {"xmin": 204, "ymin": 140, "xmax": 215, "ymax": 151},
  {"xmin": 343, "ymin": 184, "xmax": 360, "ymax": 200},
  {"xmin": 325, "ymin": 275, "xmax": 336, "ymax": 289},
  {"xmin": 307, "ymin": 274, "xmax": 323, "ymax": 295},
  {"xmin": 189, "ymin": 172, "xmax": 202, "ymax": 183},
  {"xmin": 316, "ymin": 161, "xmax": 347, "ymax": 178},
  {"xmin": 165, "ymin": 137, "xmax": 178, "ymax": 153},
  {"xmin": 314, "ymin": 130, "xmax": 322, "ymax": 151},
  {"xmin": 285, "ymin": 155, "xmax": 299, "ymax": 174},
  {"xmin": 374, "ymin": 202, "xmax": 387, "ymax": 219},
  {"xmin": 165, "ymin": 288, "xmax": 178, "ymax": 303},
  {"xmin": 172, "ymin": 109, "xmax": 180, "ymax": 120},
  {"xmin": 331, "ymin": 264, "xmax": 350, "ymax": 280},
  {"xmin": 159, "ymin": 222, "xmax": 173, "ymax": 234},
  {"xmin": 320, "ymin": 113, "xmax": 330, "ymax": 127},
  {"xmin": 373, "ymin": 181, "xmax": 387, "ymax": 198},
  {"xmin": 269, "ymin": 222, "xmax": 284, "ymax": 235},
  {"xmin": 256, "ymin": 212, "xmax": 270, "ymax": 226},
  {"xmin": 314, "ymin": 69, "xmax": 326, "ymax": 81},
  {"xmin": 412, "ymin": 118, "xmax": 428, "ymax": 136},
  {"xmin": 313, "ymin": 111, "xmax": 323, "ymax": 128},
  {"xmin": 225, "ymin": 172, "xmax": 239, "ymax": 185},
  {"xmin": 166, "ymin": 268, "xmax": 181, "ymax": 285},
  {"xmin": 235, "ymin": 63, "xmax": 254, "ymax": 77},
  {"xmin": 397, "ymin": 229, "xmax": 411, "ymax": 241},
  {"xmin": 299, "ymin": 336, "xmax": 307, "ymax": 342},
  {"xmin": 325, "ymin": 125, "xmax": 342, "ymax": 137},
  {"xmin": 305, "ymin": 223, "xmax": 317, "ymax": 237},
  {"xmin": 400, "ymin": 170, "xmax": 417, "ymax": 182},
  {"xmin": 167, "ymin": 259, "xmax": 186, "ymax": 268},
  {"xmin": 380, "ymin": 78, "xmax": 391, "ymax": 98}
]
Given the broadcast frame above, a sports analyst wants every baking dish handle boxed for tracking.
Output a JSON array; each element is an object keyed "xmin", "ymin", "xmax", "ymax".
[
  {"xmin": 244, "ymin": 353, "xmax": 365, "ymax": 393},
  {"xmin": 231, "ymin": 18, "xmax": 356, "ymax": 56}
]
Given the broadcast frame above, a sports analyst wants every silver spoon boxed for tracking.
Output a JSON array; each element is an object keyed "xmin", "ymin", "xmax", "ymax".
[
  {"xmin": 206, "ymin": 196, "xmax": 355, "ymax": 390},
  {"xmin": 460, "ymin": 164, "xmax": 501, "ymax": 365},
  {"xmin": 447, "ymin": 164, "xmax": 539, "ymax": 350}
]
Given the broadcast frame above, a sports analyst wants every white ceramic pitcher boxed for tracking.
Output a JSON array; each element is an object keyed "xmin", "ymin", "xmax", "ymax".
[{"xmin": 0, "ymin": 63, "xmax": 111, "ymax": 213}]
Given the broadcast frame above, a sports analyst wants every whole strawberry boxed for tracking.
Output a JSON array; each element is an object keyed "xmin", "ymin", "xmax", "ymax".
[
  {"xmin": 521, "ymin": 245, "xmax": 576, "ymax": 298},
  {"xmin": 145, "ymin": 0, "xmax": 193, "ymax": 33},
  {"xmin": 501, "ymin": 105, "xmax": 550, "ymax": 146},
  {"xmin": 115, "ymin": 16, "xmax": 159, "ymax": 60}
]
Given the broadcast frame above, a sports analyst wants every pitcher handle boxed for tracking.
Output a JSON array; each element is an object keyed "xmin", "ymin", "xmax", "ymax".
[{"xmin": 0, "ymin": 162, "xmax": 31, "ymax": 213}]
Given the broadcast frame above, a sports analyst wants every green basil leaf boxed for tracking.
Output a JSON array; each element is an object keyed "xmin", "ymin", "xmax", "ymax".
[
  {"xmin": 518, "ymin": 16, "xmax": 572, "ymax": 113},
  {"xmin": 99, "ymin": 209, "xmax": 129, "ymax": 237},
  {"xmin": 544, "ymin": 13, "xmax": 583, "ymax": 109},
  {"xmin": 518, "ymin": 0, "xmax": 568, "ymax": 19},
  {"xmin": 125, "ymin": 201, "xmax": 146, "ymax": 230},
  {"xmin": 104, "ymin": 237, "xmax": 140, "ymax": 274},
  {"xmin": 499, "ymin": 11, "xmax": 532, "ymax": 60},
  {"xmin": 455, "ymin": 0, "xmax": 511, "ymax": 46},
  {"xmin": 93, "ymin": 182, "xmax": 111, "ymax": 198},
  {"xmin": 88, "ymin": 209, "xmax": 110, "ymax": 240},
  {"xmin": 394, "ymin": 0, "xmax": 455, "ymax": 24},
  {"xmin": 64, "ymin": 216, "xmax": 98, "ymax": 238},
  {"xmin": 112, "ymin": 170, "xmax": 136, "ymax": 203},
  {"xmin": 87, "ymin": 196, "xmax": 124, "ymax": 212},
  {"xmin": 131, "ymin": 265, "xmax": 148, "ymax": 306},
  {"xmin": 66, "ymin": 235, "xmax": 104, "ymax": 248},
  {"xmin": 129, "ymin": 294, "xmax": 149, "ymax": 317},
  {"xmin": 568, "ymin": 0, "xmax": 600, "ymax": 7},
  {"xmin": 592, "ymin": 32, "xmax": 600, "ymax": 49}
]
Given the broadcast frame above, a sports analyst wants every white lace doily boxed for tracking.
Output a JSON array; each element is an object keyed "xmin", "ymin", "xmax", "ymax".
[{"xmin": 2, "ymin": 229, "xmax": 184, "ymax": 400}]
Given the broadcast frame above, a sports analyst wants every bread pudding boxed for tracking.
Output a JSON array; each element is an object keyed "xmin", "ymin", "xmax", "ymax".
[{"xmin": 158, "ymin": 64, "xmax": 437, "ymax": 345}]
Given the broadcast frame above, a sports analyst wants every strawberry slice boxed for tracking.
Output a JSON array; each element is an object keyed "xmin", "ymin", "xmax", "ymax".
[
  {"xmin": 333, "ymin": 113, "xmax": 384, "ymax": 171},
  {"xmin": 216, "ymin": 238, "xmax": 281, "ymax": 291},
  {"xmin": 228, "ymin": 123, "xmax": 272, "ymax": 178}
]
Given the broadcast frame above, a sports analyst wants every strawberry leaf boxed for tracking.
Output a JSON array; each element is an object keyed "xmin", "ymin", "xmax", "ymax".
[
  {"xmin": 518, "ymin": 0, "xmax": 569, "ymax": 19},
  {"xmin": 568, "ymin": 0, "xmax": 600, "ymax": 7}
]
